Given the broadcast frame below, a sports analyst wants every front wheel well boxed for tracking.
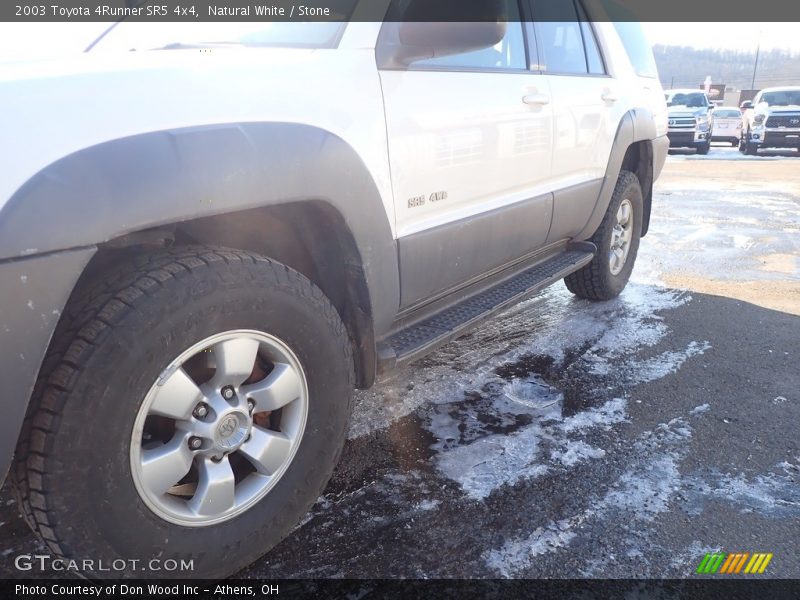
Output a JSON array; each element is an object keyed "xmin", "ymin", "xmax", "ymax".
[{"xmin": 73, "ymin": 202, "xmax": 376, "ymax": 388}]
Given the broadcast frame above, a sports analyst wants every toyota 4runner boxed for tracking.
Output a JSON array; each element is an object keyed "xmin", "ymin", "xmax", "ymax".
[
  {"xmin": 0, "ymin": 1, "xmax": 667, "ymax": 578},
  {"xmin": 740, "ymin": 86, "xmax": 800, "ymax": 155}
]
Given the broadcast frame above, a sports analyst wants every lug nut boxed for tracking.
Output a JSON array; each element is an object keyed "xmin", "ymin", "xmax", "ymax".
[
  {"xmin": 188, "ymin": 437, "xmax": 203, "ymax": 450},
  {"xmin": 193, "ymin": 403, "xmax": 209, "ymax": 418},
  {"xmin": 221, "ymin": 386, "xmax": 235, "ymax": 400},
  {"xmin": 247, "ymin": 399, "xmax": 255, "ymax": 413}
]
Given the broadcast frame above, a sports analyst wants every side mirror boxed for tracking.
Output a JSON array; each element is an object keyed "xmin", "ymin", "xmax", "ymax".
[
  {"xmin": 740, "ymin": 101, "xmax": 753, "ymax": 110},
  {"xmin": 377, "ymin": 0, "xmax": 508, "ymax": 68}
]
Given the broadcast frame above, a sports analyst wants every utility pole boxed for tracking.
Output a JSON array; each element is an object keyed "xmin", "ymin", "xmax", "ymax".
[{"xmin": 751, "ymin": 35, "xmax": 761, "ymax": 90}]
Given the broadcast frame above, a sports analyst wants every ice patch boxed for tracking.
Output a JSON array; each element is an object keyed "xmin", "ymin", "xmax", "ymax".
[
  {"xmin": 701, "ymin": 470, "xmax": 800, "ymax": 513},
  {"xmin": 690, "ymin": 403, "xmax": 711, "ymax": 416},
  {"xmin": 550, "ymin": 441, "xmax": 606, "ymax": 467},
  {"xmin": 603, "ymin": 454, "xmax": 680, "ymax": 519},
  {"xmin": 485, "ymin": 415, "xmax": 692, "ymax": 576},
  {"xmin": 429, "ymin": 398, "xmax": 627, "ymax": 500},
  {"xmin": 414, "ymin": 499, "xmax": 441, "ymax": 511},
  {"xmin": 558, "ymin": 398, "xmax": 627, "ymax": 433},
  {"xmin": 485, "ymin": 520, "xmax": 577, "ymax": 578},
  {"xmin": 435, "ymin": 431, "xmax": 549, "ymax": 501},
  {"xmin": 627, "ymin": 341, "xmax": 711, "ymax": 384},
  {"xmin": 502, "ymin": 377, "xmax": 562, "ymax": 410}
]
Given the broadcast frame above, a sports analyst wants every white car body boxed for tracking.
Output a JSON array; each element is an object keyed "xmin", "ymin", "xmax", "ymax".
[
  {"xmin": 0, "ymin": 21, "xmax": 665, "ymax": 246},
  {"xmin": 710, "ymin": 107, "xmax": 743, "ymax": 145},
  {"xmin": 741, "ymin": 85, "xmax": 800, "ymax": 152}
]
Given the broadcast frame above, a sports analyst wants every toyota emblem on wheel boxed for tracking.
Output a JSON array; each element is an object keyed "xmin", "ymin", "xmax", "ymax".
[{"xmin": 219, "ymin": 416, "xmax": 237, "ymax": 438}]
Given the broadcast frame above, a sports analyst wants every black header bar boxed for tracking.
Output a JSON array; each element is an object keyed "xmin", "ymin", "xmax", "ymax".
[{"xmin": 3, "ymin": 0, "xmax": 800, "ymax": 23}]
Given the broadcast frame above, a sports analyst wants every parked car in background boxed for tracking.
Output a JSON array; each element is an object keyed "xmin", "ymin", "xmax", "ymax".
[
  {"xmin": 665, "ymin": 89, "xmax": 713, "ymax": 154},
  {"xmin": 740, "ymin": 86, "xmax": 800, "ymax": 155},
  {"xmin": 710, "ymin": 107, "xmax": 743, "ymax": 146}
]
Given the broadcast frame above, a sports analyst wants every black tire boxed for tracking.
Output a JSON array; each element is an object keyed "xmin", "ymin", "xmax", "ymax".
[
  {"xmin": 742, "ymin": 129, "xmax": 758, "ymax": 155},
  {"xmin": 564, "ymin": 170, "xmax": 643, "ymax": 301},
  {"xmin": 731, "ymin": 139, "xmax": 738, "ymax": 147},
  {"xmin": 696, "ymin": 142, "xmax": 710, "ymax": 155},
  {"xmin": 11, "ymin": 246, "xmax": 354, "ymax": 579}
]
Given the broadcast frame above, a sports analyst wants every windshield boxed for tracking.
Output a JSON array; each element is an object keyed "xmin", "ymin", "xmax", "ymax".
[
  {"xmin": 666, "ymin": 92, "xmax": 708, "ymax": 108},
  {"xmin": 89, "ymin": 20, "xmax": 351, "ymax": 52},
  {"xmin": 759, "ymin": 90, "xmax": 800, "ymax": 106}
]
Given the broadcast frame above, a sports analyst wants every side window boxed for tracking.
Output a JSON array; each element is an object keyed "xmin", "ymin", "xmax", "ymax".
[
  {"xmin": 412, "ymin": 0, "xmax": 526, "ymax": 70},
  {"xmin": 534, "ymin": 0, "xmax": 586, "ymax": 74},
  {"xmin": 533, "ymin": 0, "xmax": 605, "ymax": 75}
]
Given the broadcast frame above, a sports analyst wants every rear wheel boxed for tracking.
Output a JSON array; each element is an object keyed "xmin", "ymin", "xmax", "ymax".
[
  {"xmin": 11, "ymin": 247, "xmax": 354, "ymax": 578},
  {"xmin": 565, "ymin": 170, "xmax": 643, "ymax": 301}
]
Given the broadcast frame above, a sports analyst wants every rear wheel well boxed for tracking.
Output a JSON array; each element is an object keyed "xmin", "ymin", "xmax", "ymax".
[
  {"xmin": 620, "ymin": 140, "xmax": 654, "ymax": 236},
  {"xmin": 73, "ymin": 202, "xmax": 376, "ymax": 388}
]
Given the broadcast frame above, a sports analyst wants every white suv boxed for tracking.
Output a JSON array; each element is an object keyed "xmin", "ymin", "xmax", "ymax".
[{"xmin": 0, "ymin": 1, "xmax": 667, "ymax": 578}]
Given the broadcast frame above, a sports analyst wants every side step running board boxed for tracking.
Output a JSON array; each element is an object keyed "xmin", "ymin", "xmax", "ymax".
[{"xmin": 377, "ymin": 243, "xmax": 596, "ymax": 373}]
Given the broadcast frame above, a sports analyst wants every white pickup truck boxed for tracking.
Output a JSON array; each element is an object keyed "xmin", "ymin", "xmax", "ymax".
[
  {"xmin": 0, "ymin": 1, "xmax": 667, "ymax": 578},
  {"xmin": 740, "ymin": 86, "xmax": 800, "ymax": 155}
]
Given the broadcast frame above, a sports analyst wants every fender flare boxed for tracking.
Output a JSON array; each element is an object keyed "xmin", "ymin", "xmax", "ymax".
[
  {"xmin": 0, "ymin": 122, "xmax": 400, "ymax": 333},
  {"xmin": 574, "ymin": 109, "xmax": 657, "ymax": 241}
]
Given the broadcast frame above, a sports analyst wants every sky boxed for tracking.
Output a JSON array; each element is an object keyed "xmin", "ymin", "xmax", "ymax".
[
  {"xmin": 643, "ymin": 22, "xmax": 800, "ymax": 53},
  {"xmin": 0, "ymin": 22, "xmax": 798, "ymax": 62}
]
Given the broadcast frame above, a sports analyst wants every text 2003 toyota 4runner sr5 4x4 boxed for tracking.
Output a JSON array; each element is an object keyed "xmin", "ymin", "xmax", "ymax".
[{"xmin": 0, "ymin": 1, "xmax": 667, "ymax": 578}]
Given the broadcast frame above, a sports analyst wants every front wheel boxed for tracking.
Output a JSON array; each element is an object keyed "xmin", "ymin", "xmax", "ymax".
[
  {"xmin": 11, "ymin": 247, "xmax": 354, "ymax": 578},
  {"xmin": 565, "ymin": 170, "xmax": 643, "ymax": 301},
  {"xmin": 696, "ymin": 142, "xmax": 711, "ymax": 155}
]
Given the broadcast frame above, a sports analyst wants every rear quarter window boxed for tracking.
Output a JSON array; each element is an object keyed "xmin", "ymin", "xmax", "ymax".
[{"xmin": 610, "ymin": 21, "xmax": 658, "ymax": 79}]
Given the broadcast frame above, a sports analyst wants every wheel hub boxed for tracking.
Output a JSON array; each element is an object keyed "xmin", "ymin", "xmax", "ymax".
[
  {"xmin": 213, "ymin": 410, "xmax": 250, "ymax": 452},
  {"xmin": 608, "ymin": 198, "xmax": 634, "ymax": 276}
]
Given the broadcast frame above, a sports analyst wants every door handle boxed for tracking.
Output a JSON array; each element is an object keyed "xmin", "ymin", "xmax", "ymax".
[
  {"xmin": 601, "ymin": 91, "xmax": 619, "ymax": 103},
  {"xmin": 522, "ymin": 93, "xmax": 550, "ymax": 106}
]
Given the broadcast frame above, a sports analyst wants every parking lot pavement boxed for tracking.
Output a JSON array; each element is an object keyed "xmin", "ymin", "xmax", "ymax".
[{"xmin": 1, "ymin": 147, "xmax": 798, "ymax": 578}]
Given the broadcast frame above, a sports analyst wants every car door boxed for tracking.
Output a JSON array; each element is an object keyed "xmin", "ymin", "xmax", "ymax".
[
  {"xmin": 530, "ymin": 0, "xmax": 625, "ymax": 243},
  {"xmin": 378, "ymin": 0, "xmax": 555, "ymax": 308}
]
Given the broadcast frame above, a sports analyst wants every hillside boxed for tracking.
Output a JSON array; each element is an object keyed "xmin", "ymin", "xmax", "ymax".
[{"xmin": 654, "ymin": 45, "xmax": 800, "ymax": 92}]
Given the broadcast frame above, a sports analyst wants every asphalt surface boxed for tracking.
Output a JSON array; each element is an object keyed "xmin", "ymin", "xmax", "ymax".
[{"xmin": 1, "ymin": 145, "xmax": 798, "ymax": 579}]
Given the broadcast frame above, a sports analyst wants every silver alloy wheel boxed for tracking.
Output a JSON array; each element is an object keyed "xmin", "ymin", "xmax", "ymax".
[
  {"xmin": 609, "ymin": 198, "xmax": 634, "ymax": 276},
  {"xmin": 130, "ymin": 330, "xmax": 308, "ymax": 526}
]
